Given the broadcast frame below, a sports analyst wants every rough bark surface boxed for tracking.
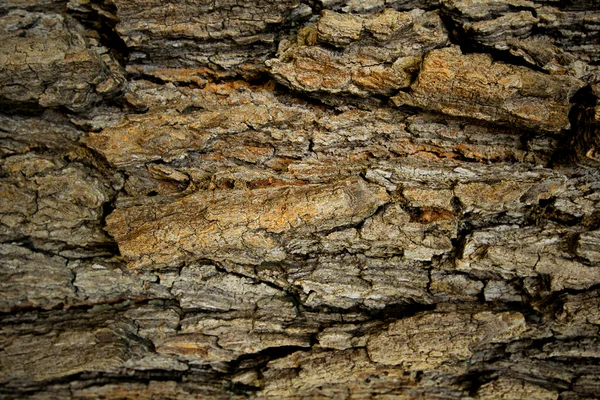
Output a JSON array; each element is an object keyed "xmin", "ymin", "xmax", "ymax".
[{"xmin": 1, "ymin": 0, "xmax": 600, "ymax": 398}]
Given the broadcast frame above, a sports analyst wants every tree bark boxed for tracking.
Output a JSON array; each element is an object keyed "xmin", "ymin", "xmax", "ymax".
[{"xmin": 1, "ymin": 0, "xmax": 599, "ymax": 398}]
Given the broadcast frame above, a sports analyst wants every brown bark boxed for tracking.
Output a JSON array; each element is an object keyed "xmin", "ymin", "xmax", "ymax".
[{"xmin": 1, "ymin": 0, "xmax": 599, "ymax": 398}]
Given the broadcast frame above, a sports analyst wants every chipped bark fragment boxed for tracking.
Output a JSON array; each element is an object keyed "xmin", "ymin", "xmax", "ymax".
[
  {"xmin": 0, "ymin": 244, "xmax": 73, "ymax": 312},
  {"xmin": 107, "ymin": 177, "xmax": 389, "ymax": 268},
  {"xmin": 458, "ymin": 224, "xmax": 600, "ymax": 291},
  {"xmin": 367, "ymin": 311, "xmax": 527, "ymax": 369},
  {"xmin": 0, "ymin": 10, "xmax": 124, "ymax": 111},
  {"xmin": 268, "ymin": 8, "xmax": 448, "ymax": 99},
  {"xmin": 476, "ymin": 377, "xmax": 559, "ymax": 400},
  {"xmin": 393, "ymin": 46, "xmax": 585, "ymax": 132},
  {"xmin": 111, "ymin": 0, "xmax": 304, "ymax": 81}
]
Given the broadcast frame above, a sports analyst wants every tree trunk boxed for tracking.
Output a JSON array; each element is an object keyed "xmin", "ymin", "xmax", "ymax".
[{"xmin": 1, "ymin": 0, "xmax": 599, "ymax": 398}]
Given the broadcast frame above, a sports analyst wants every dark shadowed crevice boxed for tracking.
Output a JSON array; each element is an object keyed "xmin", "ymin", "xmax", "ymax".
[
  {"xmin": 438, "ymin": 10, "xmax": 546, "ymax": 73},
  {"xmin": 68, "ymin": 1, "xmax": 130, "ymax": 65}
]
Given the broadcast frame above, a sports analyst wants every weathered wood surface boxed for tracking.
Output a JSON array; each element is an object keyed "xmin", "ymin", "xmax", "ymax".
[{"xmin": 1, "ymin": 0, "xmax": 599, "ymax": 398}]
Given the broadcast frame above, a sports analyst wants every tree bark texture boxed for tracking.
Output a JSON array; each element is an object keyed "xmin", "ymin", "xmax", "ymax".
[{"xmin": 1, "ymin": 0, "xmax": 600, "ymax": 398}]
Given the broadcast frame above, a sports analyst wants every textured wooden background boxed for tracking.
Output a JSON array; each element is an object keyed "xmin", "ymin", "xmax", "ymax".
[{"xmin": 1, "ymin": 0, "xmax": 599, "ymax": 398}]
